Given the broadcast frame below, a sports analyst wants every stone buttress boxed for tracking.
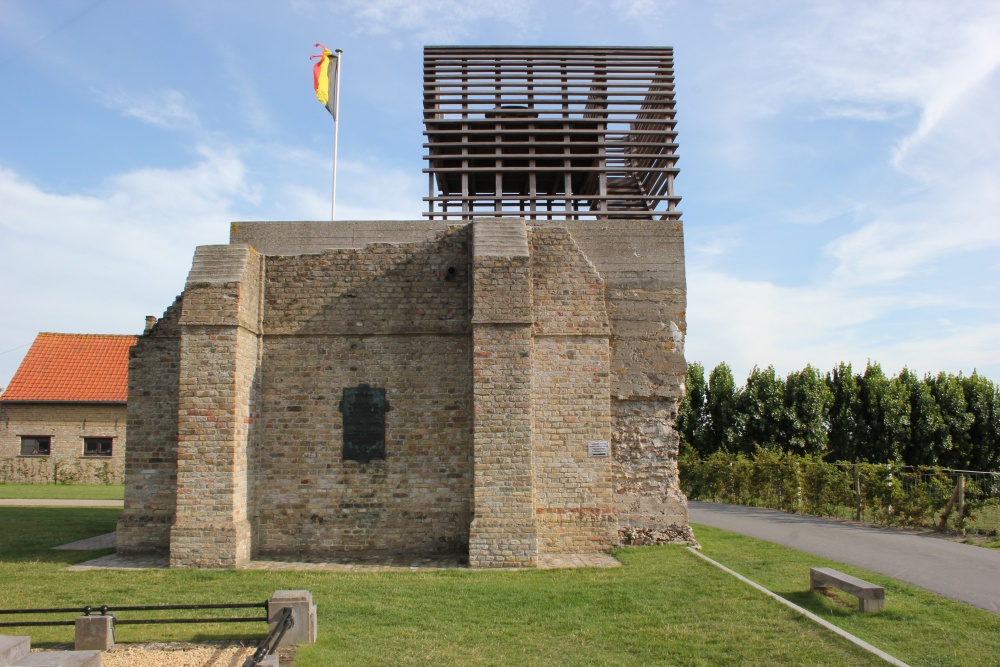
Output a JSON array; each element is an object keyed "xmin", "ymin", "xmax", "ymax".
[
  {"xmin": 468, "ymin": 219, "xmax": 539, "ymax": 567},
  {"xmin": 168, "ymin": 244, "xmax": 263, "ymax": 568}
]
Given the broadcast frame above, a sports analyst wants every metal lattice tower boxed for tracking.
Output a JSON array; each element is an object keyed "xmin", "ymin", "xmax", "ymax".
[{"xmin": 423, "ymin": 46, "xmax": 680, "ymax": 221}]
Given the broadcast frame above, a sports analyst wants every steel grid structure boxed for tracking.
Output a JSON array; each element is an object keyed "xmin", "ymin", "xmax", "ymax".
[{"xmin": 423, "ymin": 46, "xmax": 680, "ymax": 221}]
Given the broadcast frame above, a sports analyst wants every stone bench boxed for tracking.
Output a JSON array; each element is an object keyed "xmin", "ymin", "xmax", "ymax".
[{"xmin": 810, "ymin": 567, "xmax": 885, "ymax": 613}]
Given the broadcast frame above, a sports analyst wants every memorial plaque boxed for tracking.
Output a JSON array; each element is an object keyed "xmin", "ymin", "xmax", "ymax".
[
  {"xmin": 587, "ymin": 440, "xmax": 610, "ymax": 457},
  {"xmin": 338, "ymin": 384, "xmax": 390, "ymax": 463}
]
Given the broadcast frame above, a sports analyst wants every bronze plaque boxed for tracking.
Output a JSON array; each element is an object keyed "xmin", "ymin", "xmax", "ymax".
[{"xmin": 339, "ymin": 384, "xmax": 390, "ymax": 463}]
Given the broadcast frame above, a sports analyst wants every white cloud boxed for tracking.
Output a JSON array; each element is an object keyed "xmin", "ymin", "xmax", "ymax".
[
  {"xmin": 686, "ymin": 268, "xmax": 890, "ymax": 379},
  {"xmin": 335, "ymin": 158, "xmax": 426, "ymax": 220},
  {"xmin": 0, "ymin": 148, "xmax": 248, "ymax": 386},
  {"xmin": 824, "ymin": 66, "xmax": 1000, "ymax": 287},
  {"xmin": 98, "ymin": 86, "xmax": 200, "ymax": 131},
  {"xmin": 684, "ymin": 2, "xmax": 1000, "ymax": 382},
  {"xmin": 701, "ymin": 2, "xmax": 1000, "ymax": 169},
  {"xmin": 686, "ymin": 264, "xmax": 999, "ymax": 383}
]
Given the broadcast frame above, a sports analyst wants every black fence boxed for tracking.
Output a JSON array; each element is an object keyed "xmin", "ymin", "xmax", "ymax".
[{"xmin": 0, "ymin": 600, "xmax": 291, "ymax": 667}]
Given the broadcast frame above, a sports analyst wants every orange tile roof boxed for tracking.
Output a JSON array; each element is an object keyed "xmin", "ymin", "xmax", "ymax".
[{"xmin": 1, "ymin": 333, "xmax": 137, "ymax": 403}]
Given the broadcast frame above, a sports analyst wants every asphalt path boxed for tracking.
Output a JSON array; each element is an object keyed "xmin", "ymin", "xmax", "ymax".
[{"xmin": 689, "ymin": 501, "xmax": 1000, "ymax": 614}]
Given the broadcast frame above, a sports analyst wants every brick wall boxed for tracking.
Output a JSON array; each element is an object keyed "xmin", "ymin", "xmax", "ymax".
[
  {"xmin": 468, "ymin": 219, "xmax": 538, "ymax": 567},
  {"xmin": 551, "ymin": 220, "xmax": 690, "ymax": 532},
  {"xmin": 252, "ymin": 335, "xmax": 472, "ymax": 557},
  {"xmin": 261, "ymin": 227, "xmax": 469, "ymax": 336},
  {"xmin": 117, "ymin": 297, "xmax": 182, "ymax": 553},
  {"xmin": 251, "ymin": 228, "xmax": 473, "ymax": 559},
  {"xmin": 169, "ymin": 245, "xmax": 262, "ymax": 568},
  {"xmin": 529, "ymin": 227, "xmax": 616, "ymax": 554},
  {"xmin": 121, "ymin": 217, "xmax": 690, "ymax": 567},
  {"xmin": 0, "ymin": 402, "xmax": 125, "ymax": 484}
]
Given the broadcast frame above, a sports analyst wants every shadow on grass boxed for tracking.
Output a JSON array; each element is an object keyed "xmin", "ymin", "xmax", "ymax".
[
  {"xmin": 776, "ymin": 589, "xmax": 920, "ymax": 624},
  {"xmin": 0, "ymin": 507, "xmax": 120, "ymax": 563}
]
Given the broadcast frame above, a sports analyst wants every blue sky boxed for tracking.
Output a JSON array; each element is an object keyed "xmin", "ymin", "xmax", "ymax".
[{"xmin": 2, "ymin": 0, "xmax": 999, "ymax": 389}]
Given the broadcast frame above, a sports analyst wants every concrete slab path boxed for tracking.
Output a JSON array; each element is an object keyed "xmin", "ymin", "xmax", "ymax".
[
  {"xmin": 689, "ymin": 500, "xmax": 1000, "ymax": 614},
  {"xmin": 0, "ymin": 499, "xmax": 122, "ymax": 507}
]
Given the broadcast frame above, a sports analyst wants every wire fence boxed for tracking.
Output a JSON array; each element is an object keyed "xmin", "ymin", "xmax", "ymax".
[{"xmin": 680, "ymin": 452, "xmax": 1000, "ymax": 534}]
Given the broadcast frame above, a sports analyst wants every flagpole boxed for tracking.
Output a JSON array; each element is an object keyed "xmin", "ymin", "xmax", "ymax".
[{"xmin": 331, "ymin": 49, "xmax": 342, "ymax": 221}]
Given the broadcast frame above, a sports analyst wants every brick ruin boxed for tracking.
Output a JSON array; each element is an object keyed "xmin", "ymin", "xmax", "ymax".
[
  {"xmin": 117, "ymin": 218, "xmax": 690, "ymax": 567},
  {"xmin": 117, "ymin": 46, "xmax": 692, "ymax": 568}
]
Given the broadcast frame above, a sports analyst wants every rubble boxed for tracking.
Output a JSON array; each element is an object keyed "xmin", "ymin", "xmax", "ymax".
[{"xmin": 619, "ymin": 524, "xmax": 700, "ymax": 547}]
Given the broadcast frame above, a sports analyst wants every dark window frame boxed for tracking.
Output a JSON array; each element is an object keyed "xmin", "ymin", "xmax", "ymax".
[
  {"xmin": 20, "ymin": 436, "xmax": 51, "ymax": 456},
  {"xmin": 82, "ymin": 437, "xmax": 114, "ymax": 457}
]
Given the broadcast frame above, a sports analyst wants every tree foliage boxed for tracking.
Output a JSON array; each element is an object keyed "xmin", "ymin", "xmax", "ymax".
[
  {"xmin": 676, "ymin": 361, "xmax": 1000, "ymax": 472},
  {"xmin": 706, "ymin": 362, "xmax": 740, "ymax": 454},
  {"xmin": 783, "ymin": 364, "xmax": 833, "ymax": 456},
  {"xmin": 676, "ymin": 362, "xmax": 709, "ymax": 456}
]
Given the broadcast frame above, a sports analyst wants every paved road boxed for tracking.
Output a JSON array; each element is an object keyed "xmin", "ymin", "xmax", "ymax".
[
  {"xmin": 0, "ymin": 499, "xmax": 123, "ymax": 507},
  {"xmin": 689, "ymin": 501, "xmax": 1000, "ymax": 614}
]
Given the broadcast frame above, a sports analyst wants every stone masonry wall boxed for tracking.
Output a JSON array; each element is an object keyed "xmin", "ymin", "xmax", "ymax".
[
  {"xmin": 0, "ymin": 403, "xmax": 125, "ymax": 484},
  {"xmin": 468, "ymin": 219, "xmax": 538, "ymax": 567},
  {"xmin": 251, "ymin": 227, "xmax": 473, "ymax": 558},
  {"xmin": 170, "ymin": 245, "xmax": 263, "ymax": 568},
  {"xmin": 261, "ymin": 227, "xmax": 469, "ymax": 336},
  {"xmin": 612, "ymin": 399, "xmax": 686, "ymax": 529},
  {"xmin": 121, "ymin": 217, "xmax": 688, "ymax": 566},
  {"xmin": 117, "ymin": 297, "xmax": 182, "ymax": 553},
  {"xmin": 529, "ymin": 227, "xmax": 616, "ymax": 553},
  {"xmin": 253, "ymin": 335, "xmax": 472, "ymax": 557},
  {"xmin": 557, "ymin": 221, "xmax": 688, "ymax": 531}
]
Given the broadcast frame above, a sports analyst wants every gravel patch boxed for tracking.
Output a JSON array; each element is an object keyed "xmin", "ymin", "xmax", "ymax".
[{"xmin": 98, "ymin": 641, "xmax": 295, "ymax": 667}]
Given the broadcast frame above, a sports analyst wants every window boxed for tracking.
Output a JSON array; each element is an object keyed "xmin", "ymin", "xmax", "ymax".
[
  {"xmin": 83, "ymin": 437, "xmax": 113, "ymax": 457},
  {"xmin": 20, "ymin": 436, "xmax": 51, "ymax": 456}
]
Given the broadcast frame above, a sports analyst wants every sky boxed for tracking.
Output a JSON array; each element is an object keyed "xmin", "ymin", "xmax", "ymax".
[{"xmin": 1, "ymin": 0, "xmax": 999, "ymax": 390}]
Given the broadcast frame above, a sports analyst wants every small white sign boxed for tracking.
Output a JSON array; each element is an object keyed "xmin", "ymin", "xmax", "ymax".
[{"xmin": 588, "ymin": 440, "xmax": 610, "ymax": 457}]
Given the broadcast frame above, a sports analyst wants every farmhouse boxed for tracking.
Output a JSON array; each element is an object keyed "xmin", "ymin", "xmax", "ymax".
[
  {"xmin": 118, "ymin": 46, "xmax": 692, "ymax": 568},
  {"xmin": 0, "ymin": 332, "xmax": 136, "ymax": 484}
]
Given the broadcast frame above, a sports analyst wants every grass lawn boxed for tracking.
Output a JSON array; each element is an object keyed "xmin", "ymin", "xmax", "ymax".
[
  {"xmin": 692, "ymin": 524, "xmax": 1000, "ymax": 666},
  {"xmin": 0, "ymin": 484, "xmax": 124, "ymax": 500},
  {"xmin": 0, "ymin": 508, "xmax": 997, "ymax": 666},
  {"xmin": 964, "ymin": 501, "xmax": 1000, "ymax": 549}
]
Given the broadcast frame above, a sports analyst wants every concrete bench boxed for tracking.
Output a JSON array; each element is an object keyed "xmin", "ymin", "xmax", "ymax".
[
  {"xmin": 810, "ymin": 567, "xmax": 885, "ymax": 613},
  {"xmin": 2, "ymin": 635, "xmax": 101, "ymax": 667}
]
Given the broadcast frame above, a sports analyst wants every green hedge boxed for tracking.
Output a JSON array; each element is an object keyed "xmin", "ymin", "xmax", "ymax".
[{"xmin": 680, "ymin": 450, "xmax": 995, "ymax": 530}]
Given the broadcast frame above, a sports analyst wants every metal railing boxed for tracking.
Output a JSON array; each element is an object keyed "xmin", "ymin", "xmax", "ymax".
[
  {"xmin": 0, "ymin": 601, "xmax": 269, "ymax": 628},
  {"xmin": 0, "ymin": 600, "xmax": 290, "ymax": 665},
  {"xmin": 681, "ymin": 455, "xmax": 1000, "ymax": 531},
  {"xmin": 244, "ymin": 606, "xmax": 293, "ymax": 667}
]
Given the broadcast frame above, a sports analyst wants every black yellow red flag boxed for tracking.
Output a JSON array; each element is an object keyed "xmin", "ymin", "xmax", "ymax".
[{"xmin": 311, "ymin": 44, "xmax": 339, "ymax": 120}]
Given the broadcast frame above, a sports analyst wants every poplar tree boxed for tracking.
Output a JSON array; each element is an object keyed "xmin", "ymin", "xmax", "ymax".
[
  {"xmin": 827, "ymin": 362, "xmax": 862, "ymax": 462},
  {"xmin": 784, "ymin": 364, "xmax": 833, "ymax": 456},
  {"xmin": 962, "ymin": 372, "xmax": 1000, "ymax": 472},
  {"xmin": 706, "ymin": 362, "xmax": 740, "ymax": 453},
  {"xmin": 929, "ymin": 372, "xmax": 975, "ymax": 469},
  {"xmin": 857, "ymin": 362, "xmax": 910, "ymax": 462},
  {"xmin": 676, "ymin": 362, "xmax": 708, "ymax": 454},
  {"xmin": 897, "ymin": 368, "xmax": 945, "ymax": 466},
  {"xmin": 738, "ymin": 365, "xmax": 786, "ymax": 452}
]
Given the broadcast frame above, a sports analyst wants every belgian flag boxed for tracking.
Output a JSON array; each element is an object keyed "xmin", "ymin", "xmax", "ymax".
[{"xmin": 311, "ymin": 44, "xmax": 340, "ymax": 120}]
